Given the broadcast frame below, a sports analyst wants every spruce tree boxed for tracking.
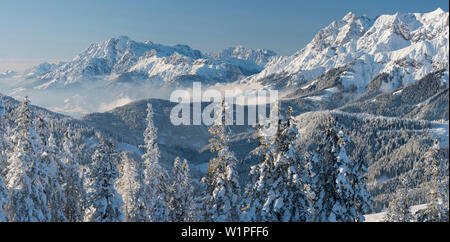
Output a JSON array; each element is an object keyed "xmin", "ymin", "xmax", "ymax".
[
  {"xmin": 61, "ymin": 127, "xmax": 84, "ymax": 222},
  {"xmin": 0, "ymin": 98, "xmax": 9, "ymax": 176},
  {"xmin": 419, "ymin": 141, "xmax": 449, "ymax": 222},
  {"xmin": 117, "ymin": 152, "xmax": 147, "ymax": 222},
  {"xmin": 5, "ymin": 96, "xmax": 50, "ymax": 221},
  {"xmin": 241, "ymin": 106, "xmax": 306, "ymax": 222},
  {"xmin": 168, "ymin": 157, "xmax": 195, "ymax": 222},
  {"xmin": 142, "ymin": 103, "xmax": 169, "ymax": 222},
  {"xmin": 0, "ymin": 99, "xmax": 8, "ymax": 221},
  {"xmin": 384, "ymin": 178, "xmax": 413, "ymax": 222},
  {"xmin": 46, "ymin": 133, "xmax": 67, "ymax": 221},
  {"xmin": 0, "ymin": 175, "xmax": 8, "ymax": 222},
  {"xmin": 312, "ymin": 117, "xmax": 341, "ymax": 222},
  {"xmin": 350, "ymin": 155, "xmax": 374, "ymax": 221},
  {"xmin": 36, "ymin": 117, "xmax": 67, "ymax": 221},
  {"xmin": 203, "ymin": 100, "xmax": 241, "ymax": 222},
  {"xmin": 303, "ymin": 151, "xmax": 320, "ymax": 222},
  {"xmin": 83, "ymin": 137, "xmax": 123, "ymax": 222},
  {"xmin": 312, "ymin": 117, "xmax": 373, "ymax": 222}
]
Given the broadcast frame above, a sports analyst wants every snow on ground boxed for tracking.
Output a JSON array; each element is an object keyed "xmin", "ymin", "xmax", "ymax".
[
  {"xmin": 300, "ymin": 80, "xmax": 318, "ymax": 90},
  {"xmin": 392, "ymin": 89, "xmax": 403, "ymax": 95},
  {"xmin": 430, "ymin": 122, "xmax": 449, "ymax": 147},
  {"xmin": 364, "ymin": 204, "xmax": 428, "ymax": 222},
  {"xmin": 304, "ymin": 87, "xmax": 339, "ymax": 102},
  {"xmin": 243, "ymin": 8, "xmax": 449, "ymax": 94}
]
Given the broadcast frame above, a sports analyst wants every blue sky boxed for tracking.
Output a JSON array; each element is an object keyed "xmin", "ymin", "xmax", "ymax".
[{"xmin": 0, "ymin": 0, "xmax": 448, "ymax": 70}]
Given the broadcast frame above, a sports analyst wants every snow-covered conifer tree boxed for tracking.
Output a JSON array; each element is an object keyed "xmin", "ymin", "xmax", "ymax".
[
  {"xmin": 0, "ymin": 99, "xmax": 9, "ymax": 221},
  {"xmin": 349, "ymin": 155, "xmax": 374, "ymax": 221},
  {"xmin": 194, "ymin": 176, "xmax": 210, "ymax": 222},
  {"xmin": 312, "ymin": 117, "xmax": 373, "ymax": 222},
  {"xmin": 202, "ymin": 100, "xmax": 241, "ymax": 222},
  {"xmin": 384, "ymin": 178, "xmax": 413, "ymax": 222},
  {"xmin": 311, "ymin": 117, "xmax": 341, "ymax": 222},
  {"xmin": 332, "ymin": 131, "xmax": 373, "ymax": 222},
  {"xmin": 0, "ymin": 175, "xmax": 8, "ymax": 222},
  {"xmin": 83, "ymin": 137, "xmax": 123, "ymax": 222},
  {"xmin": 36, "ymin": 117, "xmax": 67, "ymax": 221},
  {"xmin": 61, "ymin": 127, "xmax": 85, "ymax": 222},
  {"xmin": 418, "ymin": 141, "xmax": 449, "ymax": 222},
  {"xmin": 44, "ymin": 133, "xmax": 67, "ymax": 221},
  {"xmin": 5, "ymin": 96, "xmax": 50, "ymax": 221},
  {"xmin": 241, "ymin": 106, "xmax": 306, "ymax": 222},
  {"xmin": 302, "ymin": 151, "xmax": 320, "ymax": 222},
  {"xmin": 142, "ymin": 103, "xmax": 169, "ymax": 222},
  {"xmin": 117, "ymin": 152, "xmax": 147, "ymax": 222},
  {"xmin": 0, "ymin": 98, "xmax": 9, "ymax": 176},
  {"xmin": 168, "ymin": 157, "xmax": 194, "ymax": 222}
]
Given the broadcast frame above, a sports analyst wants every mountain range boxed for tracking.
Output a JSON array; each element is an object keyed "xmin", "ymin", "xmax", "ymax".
[
  {"xmin": 0, "ymin": 8, "xmax": 448, "ymax": 213},
  {"xmin": 1, "ymin": 8, "xmax": 445, "ymax": 118},
  {"xmin": 21, "ymin": 9, "xmax": 448, "ymax": 92},
  {"xmin": 244, "ymin": 8, "xmax": 448, "ymax": 91},
  {"xmin": 19, "ymin": 36, "xmax": 276, "ymax": 89}
]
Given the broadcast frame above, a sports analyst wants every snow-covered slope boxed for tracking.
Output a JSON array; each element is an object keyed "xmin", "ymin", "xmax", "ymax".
[
  {"xmin": 31, "ymin": 36, "xmax": 275, "ymax": 88},
  {"xmin": 364, "ymin": 204, "xmax": 427, "ymax": 222},
  {"xmin": 23, "ymin": 62, "xmax": 65, "ymax": 79},
  {"xmin": 243, "ymin": 8, "xmax": 449, "ymax": 94}
]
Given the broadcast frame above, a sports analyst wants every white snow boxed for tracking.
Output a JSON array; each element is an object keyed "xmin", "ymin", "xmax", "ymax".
[
  {"xmin": 429, "ymin": 122, "xmax": 449, "ymax": 147},
  {"xmin": 242, "ymin": 9, "xmax": 449, "ymax": 94},
  {"xmin": 364, "ymin": 204, "xmax": 428, "ymax": 222},
  {"xmin": 304, "ymin": 86, "xmax": 339, "ymax": 101},
  {"xmin": 19, "ymin": 36, "xmax": 275, "ymax": 89},
  {"xmin": 392, "ymin": 89, "xmax": 403, "ymax": 95},
  {"xmin": 118, "ymin": 142, "xmax": 141, "ymax": 154}
]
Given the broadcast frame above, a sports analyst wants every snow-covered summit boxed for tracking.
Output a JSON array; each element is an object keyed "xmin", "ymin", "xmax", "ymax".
[
  {"xmin": 13, "ymin": 9, "xmax": 450, "ymax": 94},
  {"xmin": 32, "ymin": 36, "xmax": 275, "ymax": 88},
  {"xmin": 243, "ymin": 8, "xmax": 449, "ymax": 93}
]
